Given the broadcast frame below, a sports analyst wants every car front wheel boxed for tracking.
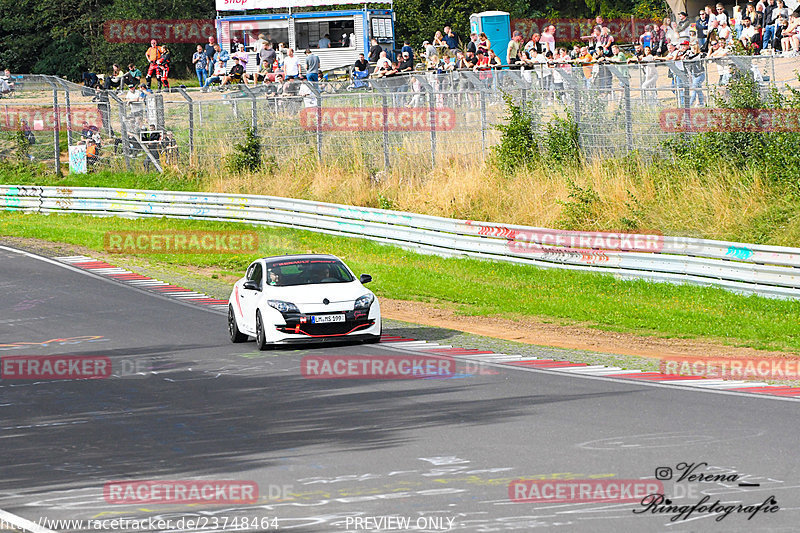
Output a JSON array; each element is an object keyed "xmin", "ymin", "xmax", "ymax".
[
  {"xmin": 228, "ymin": 305, "xmax": 247, "ymax": 343},
  {"xmin": 255, "ymin": 310, "xmax": 269, "ymax": 351}
]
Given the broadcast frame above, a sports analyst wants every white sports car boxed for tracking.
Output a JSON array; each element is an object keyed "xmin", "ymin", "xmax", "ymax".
[{"xmin": 227, "ymin": 254, "xmax": 381, "ymax": 349}]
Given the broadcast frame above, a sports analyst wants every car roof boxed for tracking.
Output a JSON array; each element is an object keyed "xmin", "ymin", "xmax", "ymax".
[{"xmin": 260, "ymin": 254, "xmax": 341, "ymax": 264}]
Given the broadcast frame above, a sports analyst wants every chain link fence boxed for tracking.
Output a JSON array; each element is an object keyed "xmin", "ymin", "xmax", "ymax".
[{"xmin": 1, "ymin": 56, "xmax": 798, "ymax": 174}]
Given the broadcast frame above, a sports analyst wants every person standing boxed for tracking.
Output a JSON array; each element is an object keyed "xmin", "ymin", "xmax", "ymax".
[
  {"xmin": 283, "ymin": 48, "xmax": 301, "ymax": 79},
  {"xmin": 305, "ymin": 49, "xmax": 320, "ymax": 81},
  {"xmin": 260, "ymin": 41, "xmax": 276, "ymax": 71},
  {"xmin": 145, "ymin": 39, "xmax": 161, "ymax": 89},
  {"xmin": 762, "ymin": 0, "xmax": 778, "ymax": 49},
  {"xmin": 368, "ymin": 38, "xmax": 383, "ymax": 63},
  {"xmin": 506, "ymin": 31, "xmax": 523, "ymax": 66},
  {"xmin": 443, "ymin": 26, "xmax": 458, "ymax": 50},
  {"xmin": 193, "ymin": 45, "xmax": 207, "ymax": 87},
  {"xmin": 540, "ymin": 25, "xmax": 556, "ymax": 54},
  {"xmin": 204, "ymin": 36, "xmax": 217, "ymax": 76},
  {"xmin": 156, "ymin": 45, "xmax": 171, "ymax": 91}
]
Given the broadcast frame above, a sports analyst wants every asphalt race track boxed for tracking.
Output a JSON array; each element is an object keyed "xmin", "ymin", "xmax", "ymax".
[{"xmin": 1, "ymin": 244, "xmax": 799, "ymax": 533}]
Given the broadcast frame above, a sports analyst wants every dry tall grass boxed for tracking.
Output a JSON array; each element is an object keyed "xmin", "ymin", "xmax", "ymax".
[{"xmin": 203, "ymin": 146, "xmax": 782, "ymax": 243}]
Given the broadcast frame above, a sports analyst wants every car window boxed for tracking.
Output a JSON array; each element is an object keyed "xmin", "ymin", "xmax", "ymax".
[
  {"xmin": 265, "ymin": 259, "xmax": 354, "ymax": 286},
  {"xmin": 246, "ymin": 262, "xmax": 263, "ymax": 285}
]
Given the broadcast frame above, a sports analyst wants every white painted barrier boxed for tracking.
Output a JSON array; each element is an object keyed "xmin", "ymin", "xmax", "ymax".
[{"xmin": 2, "ymin": 184, "xmax": 799, "ymax": 299}]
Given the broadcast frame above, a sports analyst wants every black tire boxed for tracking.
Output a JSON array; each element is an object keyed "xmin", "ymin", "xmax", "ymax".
[
  {"xmin": 255, "ymin": 310, "xmax": 269, "ymax": 351},
  {"xmin": 228, "ymin": 305, "xmax": 247, "ymax": 343}
]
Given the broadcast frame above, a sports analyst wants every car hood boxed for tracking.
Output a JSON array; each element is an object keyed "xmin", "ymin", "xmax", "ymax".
[{"xmin": 263, "ymin": 281, "xmax": 369, "ymax": 305}]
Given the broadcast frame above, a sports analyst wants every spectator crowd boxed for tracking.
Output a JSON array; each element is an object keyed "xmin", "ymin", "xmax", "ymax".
[{"xmin": 68, "ymin": 1, "xmax": 800, "ymax": 103}]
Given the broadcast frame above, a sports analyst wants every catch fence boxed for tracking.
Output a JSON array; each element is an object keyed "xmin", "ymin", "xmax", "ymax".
[{"xmin": 1, "ymin": 56, "xmax": 798, "ymax": 173}]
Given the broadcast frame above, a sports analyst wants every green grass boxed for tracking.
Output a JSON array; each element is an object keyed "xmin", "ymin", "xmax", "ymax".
[
  {"xmin": 0, "ymin": 162, "xmax": 205, "ymax": 190},
  {"xmin": 3, "ymin": 211, "xmax": 800, "ymax": 353}
]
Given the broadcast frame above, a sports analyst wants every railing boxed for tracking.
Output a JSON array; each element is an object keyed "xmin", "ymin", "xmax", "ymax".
[{"xmin": 3, "ymin": 184, "xmax": 800, "ymax": 299}]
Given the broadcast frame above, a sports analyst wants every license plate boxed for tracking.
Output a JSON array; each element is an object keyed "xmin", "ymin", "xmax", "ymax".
[{"xmin": 311, "ymin": 314, "xmax": 345, "ymax": 324}]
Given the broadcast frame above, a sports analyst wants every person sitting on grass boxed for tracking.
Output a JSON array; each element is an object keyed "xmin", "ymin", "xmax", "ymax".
[
  {"xmin": 103, "ymin": 64, "xmax": 123, "ymax": 90},
  {"xmin": 122, "ymin": 63, "xmax": 142, "ymax": 88}
]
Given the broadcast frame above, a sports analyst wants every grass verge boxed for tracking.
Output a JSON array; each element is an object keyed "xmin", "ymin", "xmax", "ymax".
[{"xmin": 3, "ymin": 211, "xmax": 800, "ymax": 353}]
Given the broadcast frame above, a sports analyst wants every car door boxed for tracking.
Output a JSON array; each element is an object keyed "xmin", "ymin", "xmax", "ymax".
[{"xmin": 239, "ymin": 261, "xmax": 263, "ymax": 333}]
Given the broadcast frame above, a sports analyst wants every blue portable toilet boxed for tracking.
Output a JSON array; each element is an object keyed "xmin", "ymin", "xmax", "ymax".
[{"xmin": 470, "ymin": 11, "xmax": 511, "ymax": 60}]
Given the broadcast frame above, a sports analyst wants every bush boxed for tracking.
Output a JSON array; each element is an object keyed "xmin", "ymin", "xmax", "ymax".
[
  {"xmin": 492, "ymin": 93, "xmax": 539, "ymax": 173},
  {"xmin": 226, "ymin": 126, "xmax": 262, "ymax": 173},
  {"xmin": 664, "ymin": 68, "xmax": 800, "ymax": 191},
  {"xmin": 543, "ymin": 111, "xmax": 580, "ymax": 165}
]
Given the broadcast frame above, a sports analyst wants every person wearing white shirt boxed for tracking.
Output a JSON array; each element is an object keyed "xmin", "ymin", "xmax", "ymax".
[
  {"xmin": 375, "ymin": 52, "xmax": 391, "ymax": 71},
  {"xmin": 283, "ymin": 48, "xmax": 301, "ymax": 79},
  {"xmin": 715, "ymin": 3, "xmax": 729, "ymax": 25},
  {"xmin": 740, "ymin": 18, "xmax": 758, "ymax": 45}
]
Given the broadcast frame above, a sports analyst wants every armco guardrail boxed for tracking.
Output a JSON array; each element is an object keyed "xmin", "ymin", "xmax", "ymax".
[{"xmin": 2, "ymin": 185, "xmax": 799, "ymax": 299}]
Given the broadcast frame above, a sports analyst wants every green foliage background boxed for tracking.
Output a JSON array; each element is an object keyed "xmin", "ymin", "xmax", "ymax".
[{"xmin": 0, "ymin": 0, "xmax": 667, "ymax": 79}]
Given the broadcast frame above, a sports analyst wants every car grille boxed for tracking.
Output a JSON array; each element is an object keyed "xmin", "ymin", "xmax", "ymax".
[{"xmin": 277, "ymin": 320, "xmax": 373, "ymax": 337}]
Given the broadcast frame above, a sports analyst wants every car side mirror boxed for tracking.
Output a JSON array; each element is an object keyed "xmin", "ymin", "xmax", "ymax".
[
  {"xmin": 359, "ymin": 274, "xmax": 372, "ymax": 284},
  {"xmin": 243, "ymin": 280, "xmax": 261, "ymax": 291}
]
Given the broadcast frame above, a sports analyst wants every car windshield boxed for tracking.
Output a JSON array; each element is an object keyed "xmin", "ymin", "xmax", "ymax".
[{"xmin": 264, "ymin": 258, "xmax": 354, "ymax": 287}]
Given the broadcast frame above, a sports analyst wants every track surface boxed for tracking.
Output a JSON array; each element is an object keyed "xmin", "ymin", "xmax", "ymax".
[{"xmin": 1, "ymin": 245, "xmax": 799, "ymax": 533}]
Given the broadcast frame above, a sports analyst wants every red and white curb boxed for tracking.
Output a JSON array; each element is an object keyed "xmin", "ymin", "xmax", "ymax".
[
  {"xmin": 52, "ymin": 254, "xmax": 800, "ymax": 401},
  {"xmin": 55, "ymin": 255, "xmax": 229, "ymax": 311},
  {"xmin": 378, "ymin": 335, "xmax": 800, "ymax": 400}
]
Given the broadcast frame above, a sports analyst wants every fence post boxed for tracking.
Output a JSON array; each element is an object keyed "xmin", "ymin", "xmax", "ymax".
[
  {"xmin": 176, "ymin": 88, "xmax": 194, "ymax": 165},
  {"xmin": 51, "ymin": 86, "xmax": 60, "ymax": 175},
  {"xmin": 480, "ymin": 90, "xmax": 487, "ymax": 156},
  {"xmin": 624, "ymin": 84, "xmax": 633, "ymax": 150},
  {"xmin": 316, "ymin": 92, "xmax": 323, "ymax": 160},
  {"xmin": 429, "ymin": 90, "xmax": 436, "ymax": 168},
  {"xmin": 573, "ymin": 86, "xmax": 581, "ymax": 154},
  {"xmin": 107, "ymin": 91, "xmax": 131, "ymax": 171},
  {"xmin": 251, "ymin": 96, "xmax": 258, "ymax": 133},
  {"xmin": 382, "ymin": 94, "xmax": 389, "ymax": 169},
  {"xmin": 63, "ymin": 86, "xmax": 73, "ymax": 148},
  {"xmin": 770, "ymin": 55, "xmax": 776, "ymax": 89}
]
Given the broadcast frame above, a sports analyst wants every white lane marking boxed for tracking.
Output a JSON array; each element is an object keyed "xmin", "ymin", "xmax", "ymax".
[
  {"xmin": 553, "ymin": 365, "xmax": 615, "ymax": 372},
  {"xmin": 84, "ymin": 267, "xmax": 130, "ymax": 274},
  {"xmin": 0, "ymin": 508, "xmax": 58, "ymax": 533}
]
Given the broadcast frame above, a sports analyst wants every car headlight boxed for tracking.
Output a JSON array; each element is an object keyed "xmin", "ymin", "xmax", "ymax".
[
  {"xmin": 267, "ymin": 300, "xmax": 300, "ymax": 313},
  {"xmin": 354, "ymin": 293, "xmax": 374, "ymax": 310}
]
